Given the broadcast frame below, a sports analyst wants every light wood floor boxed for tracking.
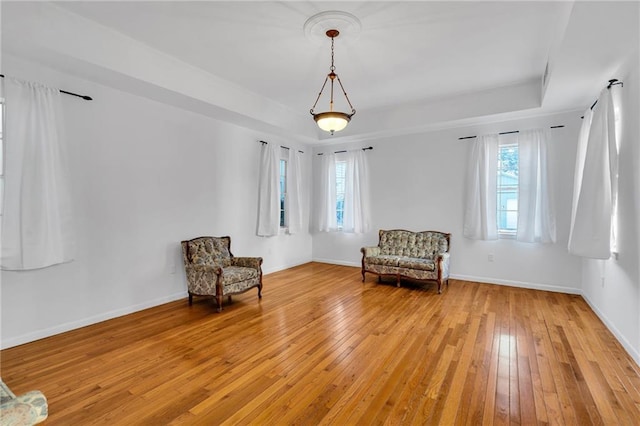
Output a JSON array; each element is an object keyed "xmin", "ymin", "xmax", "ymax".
[{"xmin": 2, "ymin": 262, "xmax": 640, "ymax": 425}]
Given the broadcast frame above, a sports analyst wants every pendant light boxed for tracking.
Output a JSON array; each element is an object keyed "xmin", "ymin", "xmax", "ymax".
[{"xmin": 309, "ymin": 29, "xmax": 356, "ymax": 135}]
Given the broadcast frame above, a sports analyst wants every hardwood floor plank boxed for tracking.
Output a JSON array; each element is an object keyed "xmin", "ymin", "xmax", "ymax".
[{"xmin": 2, "ymin": 263, "xmax": 640, "ymax": 424}]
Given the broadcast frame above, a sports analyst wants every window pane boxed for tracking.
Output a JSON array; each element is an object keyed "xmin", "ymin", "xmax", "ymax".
[
  {"xmin": 335, "ymin": 161, "xmax": 346, "ymax": 228},
  {"xmin": 280, "ymin": 159, "xmax": 286, "ymax": 227},
  {"xmin": 497, "ymin": 144, "xmax": 518, "ymax": 232}
]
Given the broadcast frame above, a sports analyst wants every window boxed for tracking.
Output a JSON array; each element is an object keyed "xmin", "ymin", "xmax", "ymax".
[
  {"xmin": 318, "ymin": 150, "xmax": 371, "ymax": 234},
  {"xmin": 279, "ymin": 158, "xmax": 287, "ymax": 227},
  {"xmin": 497, "ymin": 140, "xmax": 518, "ymax": 236},
  {"xmin": 335, "ymin": 160, "xmax": 346, "ymax": 228}
]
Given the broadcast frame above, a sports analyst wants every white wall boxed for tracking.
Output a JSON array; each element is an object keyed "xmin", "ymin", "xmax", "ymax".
[
  {"xmin": 581, "ymin": 49, "xmax": 640, "ymax": 364},
  {"xmin": 0, "ymin": 55, "xmax": 313, "ymax": 349},
  {"xmin": 312, "ymin": 111, "xmax": 583, "ymax": 293}
]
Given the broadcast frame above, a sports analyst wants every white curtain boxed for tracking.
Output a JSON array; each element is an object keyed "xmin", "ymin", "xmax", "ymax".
[
  {"xmin": 516, "ymin": 129, "xmax": 556, "ymax": 243},
  {"xmin": 1, "ymin": 78, "xmax": 75, "ymax": 270},
  {"xmin": 286, "ymin": 149, "xmax": 303, "ymax": 234},
  {"xmin": 342, "ymin": 150, "xmax": 371, "ymax": 233},
  {"xmin": 317, "ymin": 150, "xmax": 371, "ymax": 234},
  {"xmin": 256, "ymin": 142, "xmax": 280, "ymax": 237},
  {"xmin": 568, "ymin": 88, "xmax": 618, "ymax": 258},
  {"xmin": 463, "ymin": 134, "xmax": 499, "ymax": 240},
  {"xmin": 317, "ymin": 153, "xmax": 337, "ymax": 232},
  {"xmin": 569, "ymin": 107, "xmax": 593, "ymax": 233}
]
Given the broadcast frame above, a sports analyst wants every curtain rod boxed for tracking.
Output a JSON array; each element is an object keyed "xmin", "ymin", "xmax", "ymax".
[
  {"xmin": 458, "ymin": 126, "xmax": 564, "ymax": 140},
  {"xmin": 0, "ymin": 74, "xmax": 93, "ymax": 101},
  {"xmin": 259, "ymin": 140, "xmax": 304, "ymax": 154},
  {"xmin": 584, "ymin": 79, "xmax": 623, "ymax": 115},
  {"xmin": 317, "ymin": 146, "xmax": 373, "ymax": 156}
]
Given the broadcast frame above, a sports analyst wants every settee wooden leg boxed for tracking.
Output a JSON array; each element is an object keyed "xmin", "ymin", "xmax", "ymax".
[
  {"xmin": 216, "ymin": 295, "xmax": 223, "ymax": 313},
  {"xmin": 396, "ymin": 275, "xmax": 401, "ymax": 287},
  {"xmin": 188, "ymin": 293, "xmax": 193, "ymax": 305},
  {"xmin": 258, "ymin": 284, "xmax": 263, "ymax": 299},
  {"xmin": 378, "ymin": 276, "xmax": 382, "ymax": 283},
  {"xmin": 437, "ymin": 281, "xmax": 442, "ymax": 294}
]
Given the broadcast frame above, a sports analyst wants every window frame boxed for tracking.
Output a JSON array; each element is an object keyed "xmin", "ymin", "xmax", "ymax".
[{"xmin": 496, "ymin": 137, "xmax": 518, "ymax": 238}]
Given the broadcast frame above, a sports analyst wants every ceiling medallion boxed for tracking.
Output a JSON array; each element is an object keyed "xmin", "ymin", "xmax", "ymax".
[{"xmin": 303, "ymin": 11, "xmax": 361, "ymax": 45}]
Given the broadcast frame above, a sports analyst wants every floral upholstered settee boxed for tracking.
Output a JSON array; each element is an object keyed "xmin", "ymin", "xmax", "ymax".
[
  {"xmin": 181, "ymin": 236, "xmax": 263, "ymax": 312},
  {"xmin": 0, "ymin": 379, "xmax": 48, "ymax": 425},
  {"xmin": 361, "ymin": 229, "xmax": 451, "ymax": 293}
]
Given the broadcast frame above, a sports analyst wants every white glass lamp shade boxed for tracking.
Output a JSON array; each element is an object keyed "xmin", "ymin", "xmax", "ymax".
[{"xmin": 314, "ymin": 111, "xmax": 351, "ymax": 133}]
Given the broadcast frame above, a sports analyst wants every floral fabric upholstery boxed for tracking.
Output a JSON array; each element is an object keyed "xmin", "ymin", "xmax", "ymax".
[
  {"xmin": 0, "ymin": 380, "xmax": 48, "ymax": 425},
  {"xmin": 186, "ymin": 237, "xmax": 232, "ymax": 267},
  {"xmin": 221, "ymin": 266, "xmax": 260, "ymax": 294},
  {"xmin": 361, "ymin": 229, "xmax": 451, "ymax": 293},
  {"xmin": 365, "ymin": 255, "xmax": 402, "ymax": 267},
  {"xmin": 397, "ymin": 257, "xmax": 435, "ymax": 271},
  {"xmin": 379, "ymin": 230, "xmax": 448, "ymax": 258},
  {"xmin": 361, "ymin": 246, "xmax": 380, "ymax": 257},
  {"xmin": 181, "ymin": 236, "xmax": 263, "ymax": 312}
]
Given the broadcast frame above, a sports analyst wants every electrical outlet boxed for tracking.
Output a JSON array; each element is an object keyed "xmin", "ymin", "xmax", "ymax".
[{"xmin": 488, "ymin": 253, "xmax": 494, "ymax": 262}]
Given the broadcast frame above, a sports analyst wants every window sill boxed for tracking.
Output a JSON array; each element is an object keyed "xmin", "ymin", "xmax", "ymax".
[{"xmin": 498, "ymin": 231, "xmax": 516, "ymax": 239}]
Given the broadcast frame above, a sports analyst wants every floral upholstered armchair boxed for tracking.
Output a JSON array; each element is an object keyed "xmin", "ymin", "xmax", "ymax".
[
  {"xmin": 0, "ymin": 379, "xmax": 48, "ymax": 425},
  {"xmin": 181, "ymin": 236, "xmax": 263, "ymax": 312}
]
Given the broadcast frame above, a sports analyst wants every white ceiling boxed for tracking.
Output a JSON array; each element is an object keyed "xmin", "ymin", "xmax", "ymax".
[{"xmin": 2, "ymin": 1, "xmax": 639, "ymax": 143}]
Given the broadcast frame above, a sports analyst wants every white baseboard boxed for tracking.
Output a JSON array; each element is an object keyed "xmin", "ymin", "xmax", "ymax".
[
  {"xmin": 2, "ymin": 260, "xmax": 310, "ymax": 350},
  {"xmin": 263, "ymin": 258, "xmax": 314, "ymax": 275},
  {"xmin": 0, "ymin": 291, "xmax": 188, "ymax": 350},
  {"xmin": 580, "ymin": 293, "xmax": 640, "ymax": 366},
  {"xmin": 450, "ymin": 274, "xmax": 582, "ymax": 294},
  {"xmin": 312, "ymin": 258, "xmax": 360, "ymax": 268}
]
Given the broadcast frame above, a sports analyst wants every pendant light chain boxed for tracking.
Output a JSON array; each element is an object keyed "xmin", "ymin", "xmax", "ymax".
[
  {"xmin": 330, "ymin": 36, "xmax": 335, "ymax": 72},
  {"xmin": 329, "ymin": 33, "xmax": 355, "ymax": 115},
  {"xmin": 329, "ymin": 35, "xmax": 335, "ymax": 112}
]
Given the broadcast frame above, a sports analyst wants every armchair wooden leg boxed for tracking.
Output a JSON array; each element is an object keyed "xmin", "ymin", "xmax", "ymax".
[
  {"xmin": 258, "ymin": 284, "xmax": 263, "ymax": 299},
  {"xmin": 396, "ymin": 275, "xmax": 401, "ymax": 287},
  {"xmin": 216, "ymin": 295, "xmax": 223, "ymax": 313},
  {"xmin": 188, "ymin": 293, "xmax": 193, "ymax": 305},
  {"xmin": 437, "ymin": 280, "xmax": 442, "ymax": 294}
]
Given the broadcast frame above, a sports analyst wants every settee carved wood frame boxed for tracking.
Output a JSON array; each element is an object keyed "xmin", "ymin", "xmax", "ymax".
[{"xmin": 361, "ymin": 229, "xmax": 451, "ymax": 294}]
